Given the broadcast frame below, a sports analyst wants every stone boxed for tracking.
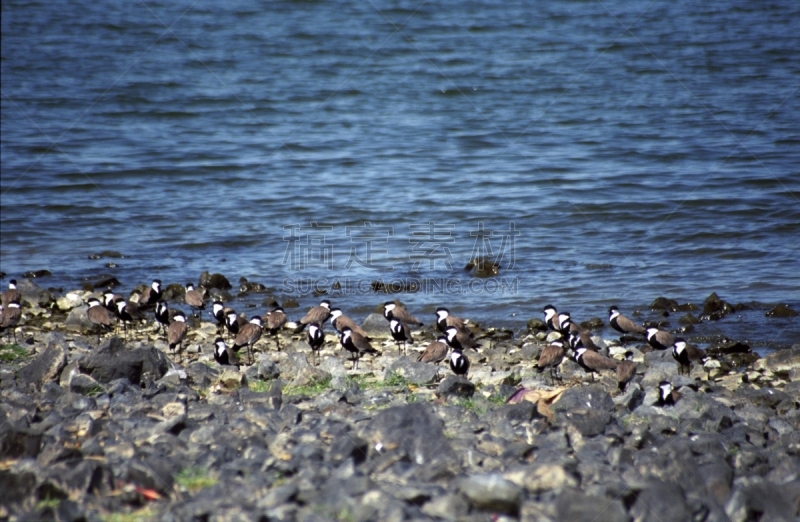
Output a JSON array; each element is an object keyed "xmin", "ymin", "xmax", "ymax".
[
  {"xmin": 458, "ymin": 473, "xmax": 522, "ymax": 516},
  {"xmin": 360, "ymin": 313, "xmax": 389, "ymax": 336},
  {"xmin": 199, "ymin": 271, "xmax": 232, "ymax": 290},
  {"xmin": 16, "ymin": 278, "xmax": 53, "ymax": 306},
  {"xmin": 555, "ymin": 488, "xmax": 627, "ymax": 522},
  {"xmin": 630, "ymin": 480, "xmax": 690, "ymax": 522},
  {"xmin": 384, "ymin": 356, "xmax": 438, "ymax": 385},
  {"xmin": 420, "ymin": 493, "xmax": 470, "ymax": 520},
  {"xmin": 17, "ymin": 333, "xmax": 68, "ymax": 386},
  {"xmin": 289, "ymin": 366, "xmax": 331, "ymax": 388},
  {"xmin": 69, "ymin": 373, "xmax": 103, "ymax": 395},
  {"xmin": 765, "ymin": 304, "xmax": 798, "ymax": 318},
  {"xmin": 526, "ymin": 318, "xmax": 547, "ymax": 332},
  {"xmin": 64, "ymin": 305, "xmax": 94, "ymax": 333},
  {"xmin": 519, "ymin": 464, "xmax": 578, "ymax": 493},
  {"xmin": 763, "ymin": 345, "xmax": 800, "ymax": 373},
  {"xmin": 436, "ymin": 376, "xmax": 476, "ymax": 398},
  {"xmin": 79, "ymin": 337, "xmax": 169, "ymax": 385},
  {"xmin": 725, "ymin": 478, "xmax": 796, "ymax": 522},
  {"xmin": 0, "ymin": 425, "xmax": 43, "ymax": 459},
  {"xmin": 219, "ymin": 368, "xmax": 247, "ymax": 390},
  {"xmin": 56, "ymin": 292, "xmax": 83, "ymax": 312}
]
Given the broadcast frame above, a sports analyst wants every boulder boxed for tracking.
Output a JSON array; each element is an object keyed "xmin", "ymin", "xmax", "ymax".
[
  {"xmin": 16, "ymin": 278, "xmax": 53, "ymax": 307},
  {"xmin": 198, "ymin": 271, "xmax": 232, "ymax": 290},
  {"xmin": 78, "ymin": 337, "xmax": 169, "ymax": 385},
  {"xmin": 630, "ymin": 480, "xmax": 690, "ymax": 522},
  {"xmin": 555, "ymin": 488, "xmax": 627, "ymax": 522},
  {"xmin": 360, "ymin": 313, "xmax": 389, "ymax": 336},
  {"xmin": 436, "ymin": 376, "xmax": 476, "ymax": 398},
  {"xmin": 17, "ymin": 333, "xmax": 68, "ymax": 386},
  {"xmin": 458, "ymin": 473, "xmax": 522, "ymax": 516},
  {"xmin": 762, "ymin": 345, "xmax": 800, "ymax": 373},
  {"xmin": 384, "ymin": 356, "xmax": 438, "ymax": 385}
]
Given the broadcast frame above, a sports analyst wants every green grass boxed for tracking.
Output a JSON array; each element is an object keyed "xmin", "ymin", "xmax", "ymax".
[
  {"xmin": 487, "ymin": 393, "xmax": 507, "ymax": 405},
  {"xmin": 382, "ymin": 371, "xmax": 408, "ymax": 387},
  {"xmin": 0, "ymin": 343, "xmax": 27, "ymax": 363},
  {"xmin": 85, "ymin": 385, "xmax": 106, "ymax": 397},
  {"xmin": 456, "ymin": 398, "xmax": 488, "ymax": 415},
  {"xmin": 248, "ymin": 379, "xmax": 272, "ymax": 393},
  {"xmin": 100, "ymin": 507, "xmax": 156, "ymax": 522},
  {"xmin": 35, "ymin": 496, "xmax": 60, "ymax": 511},
  {"xmin": 347, "ymin": 371, "xmax": 408, "ymax": 391},
  {"xmin": 175, "ymin": 467, "xmax": 218, "ymax": 493},
  {"xmin": 283, "ymin": 376, "xmax": 332, "ymax": 395}
]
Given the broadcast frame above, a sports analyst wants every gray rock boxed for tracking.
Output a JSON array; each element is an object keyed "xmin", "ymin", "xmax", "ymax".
[
  {"xmin": 0, "ymin": 425, "xmax": 43, "ymax": 459},
  {"xmin": 421, "ymin": 493, "xmax": 470, "ymax": 520},
  {"xmin": 551, "ymin": 384, "xmax": 613, "ymax": 437},
  {"xmin": 64, "ymin": 304, "xmax": 94, "ymax": 333},
  {"xmin": 360, "ymin": 313, "xmax": 389, "ymax": 336},
  {"xmin": 185, "ymin": 361, "xmax": 221, "ymax": 388},
  {"xmin": 458, "ymin": 473, "xmax": 522, "ymax": 516},
  {"xmin": 630, "ymin": 480, "xmax": 690, "ymax": 522},
  {"xmin": 555, "ymin": 488, "xmax": 627, "ymax": 522},
  {"xmin": 725, "ymin": 478, "xmax": 796, "ymax": 522},
  {"xmin": 436, "ymin": 375, "xmax": 476, "ymax": 398},
  {"xmin": 763, "ymin": 344, "xmax": 800, "ymax": 373},
  {"xmin": 16, "ymin": 278, "xmax": 53, "ymax": 306},
  {"xmin": 79, "ymin": 337, "xmax": 169, "ymax": 385},
  {"xmin": 69, "ymin": 373, "xmax": 103, "ymax": 395},
  {"xmin": 17, "ymin": 333, "xmax": 68, "ymax": 386},
  {"xmin": 384, "ymin": 356, "xmax": 438, "ymax": 385}
]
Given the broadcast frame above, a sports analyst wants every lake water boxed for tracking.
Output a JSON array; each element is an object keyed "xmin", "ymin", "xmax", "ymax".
[{"xmin": 2, "ymin": 0, "xmax": 799, "ymax": 351}]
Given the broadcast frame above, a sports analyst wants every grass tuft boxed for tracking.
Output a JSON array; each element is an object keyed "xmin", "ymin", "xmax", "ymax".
[
  {"xmin": 248, "ymin": 379, "xmax": 271, "ymax": 393},
  {"xmin": 175, "ymin": 467, "xmax": 218, "ymax": 493},
  {"xmin": 0, "ymin": 343, "xmax": 28, "ymax": 363},
  {"xmin": 100, "ymin": 506, "xmax": 157, "ymax": 522},
  {"xmin": 283, "ymin": 376, "xmax": 332, "ymax": 396}
]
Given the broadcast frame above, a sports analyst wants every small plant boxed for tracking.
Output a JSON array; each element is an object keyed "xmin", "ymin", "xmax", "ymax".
[
  {"xmin": 35, "ymin": 495, "xmax": 60, "ymax": 511},
  {"xmin": 283, "ymin": 376, "xmax": 332, "ymax": 396},
  {"xmin": 383, "ymin": 371, "xmax": 408, "ymax": 387},
  {"xmin": 175, "ymin": 467, "xmax": 218, "ymax": 493},
  {"xmin": 100, "ymin": 506, "xmax": 156, "ymax": 522},
  {"xmin": 0, "ymin": 344, "xmax": 27, "ymax": 363},
  {"xmin": 457, "ymin": 398, "xmax": 487, "ymax": 415},
  {"xmin": 85, "ymin": 385, "xmax": 106, "ymax": 397},
  {"xmin": 249, "ymin": 379, "xmax": 271, "ymax": 393},
  {"xmin": 487, "ymin": 393, "xmax": 507, "ymax": 405}
]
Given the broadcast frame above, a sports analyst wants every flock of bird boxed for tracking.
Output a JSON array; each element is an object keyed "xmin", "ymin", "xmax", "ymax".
[{"xmin": 1, "ymin": 278, "xmax": 706, "ymax": 404}]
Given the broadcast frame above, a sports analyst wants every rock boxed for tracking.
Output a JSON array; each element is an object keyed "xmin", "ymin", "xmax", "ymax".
[
  {"xmin": 64, "ymin": 305, "xmax": 94, "ymax": 333},
  {"xmin": 678, "ymin": 312, "xmax": 702, "ymax": 325},
  {"xmin": 458, "ymin": 473, "xmax": 522, "ymax": 516},
  {"xmin": 219, "ymin": 369, "xmax": 247, "ymax": 390},
  {"xmin": 289, "ymin": 367, "xmax": 331, "ymax": 388},
  {"xmin": 0, "ymin": 426, "xmax": 44, "ymax": 459},
  {"xmin": 384, "ymin": 356, "xmax": 438, "ymax": 385},
  {"xmin": 16, "ymin": 278, "xmax": 53, "ymax": 306},
  {"xmin": 421, "ymin": 493, "xmax": 470, "ymax": 520},
  {"xmin": 630, "ymin": 480, "xmax": 690, "ymax": 522},
  {"xmin": 17, "ymin": 333, "xmax": 68, "ymax": 386},
  {"xmin": 85, "ymin": 274, "xmax": 121, "ymax": 289},
  {"xmin": 526, "ymin": 318, "xmax": 547, "ymax": 332},
  {"xmin": 551, "ymin": 385, "xmax": 613, "ymax": 437},
  {"xmin": 725, "ymin": 478, "xmax": 796, "ymax": 522},
  {"xmin": 56, "ymin": 292, "xmax": 84, "ymax": 311},
  {"xmin": 185, "ymin": 362, "xmax": 221, "ymax": 388},
  {"xmin": 70, "ymin": 373, "xmax": 103, "ymax": 395},
  {"xmin": 765, "ymin": 304, "xmax": 798, "ymax": 318},
  {"xmin": 79, "ymin": 337, "xmax": 169, "ymax": 385},
  {"xmin": 763, "ymin": 345, "xmax": 800, "ymax": 373},
  {"xmin": 650, "ymin": 297, "xmax": 680, "ymax": 311},
  {"xmin": 518, "ymin": 464, "xmax": 578, "ymax": 493},
  {"xmin": 436, "ymin": 376, "xmax": 476, "ymax": 398},
  {"xmin": 555, "ymin": 488, "xmax": 627, "ymax": 522},
  {"xmin": 258, "ymin": 358, "xmax": 281, "ymax": 380},
  {"xmin": 579, "ymin": 317, "xmax": 604, "ymax": 330},
  {"xmin": 708, "ymin": 340, "xmax": 751, "ymax": 356},
  {"xmin": 360, "ymin": 313, "xmax": 389, "ymax": 336},
  {"xmin": 703, "ymin": 292, "xmax": 734, "ymax": 319},
  {"xmin": 198, "ymin": 271, "xmax": 232, "ymax": 290}
]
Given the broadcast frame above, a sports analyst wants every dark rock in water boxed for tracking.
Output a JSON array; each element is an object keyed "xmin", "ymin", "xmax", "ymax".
[
  {"xmin": 630, "ymin": 480, "xmax": 690, "ymax": 522},
  {"xmin": 238, "ymin": 280, "xmax": 269, "ymax": 296},
  {"xmin": 281, "ymin": 298, "xmax": 299, "ymax": 308},
  {"xmin": 162, "ymin": 283, "xmax": 185, "ymax": 301},
  {"xmin": 17, "ymin": 333, "xmax": 68, "ymax": 386},
  {"xmin": 361, "ymin": 402, "xmax": 455, "ymax": 468},
  {"xmin": 579, "ymin": 317, "xmax": 604, "ymax": 330},
  {"xmin": 88, "ymin": 251, "xmax": 125, "ymax": 259},
  {"xmin": 22, "ymin": 269, "xmax": 51, "ymax": 278},
  {"xmin": 79, "ymin": 337, "xmax": 169, "ymax": 385},
  {"xmin": 708, "ymin": 340, "xmax": 751, "ymax": 356},
  {"xmin": 678, "ymin": 312, "xmax": 701, "ymax": 325},
  {"xmin": 16, "ymin": 278, "xmax": 53, "ymax": 306},
  {"xmin": 84, "ymin": 274, "xmax": 121, "ymax": 289},
  {"xmin": 458, "ymin": 473, "xmax": 522, "ymax": 516},
  {"xmin": 555, "ymin": 488, "xmax": 627, "ymax": 522},
  {"xmin": 765, "ymin": 303, "xmax": 798, "ymax": 318},
  {"xmin": 464, "ymin": 256, "xmax": 500, "ymax": 277},
  {"xmin": 702, "ymin": 292, "xmax": 734, "ymax": 320},
  {"xmin": 199, "ymin": 271, "xmax": 232, "ymax": 290},
  {"xmin": 436, "ymin": 376, "xmax": 476, "ymax": 398},
  {"xmin": 651, "ymin": 296, "xmax": 680, "ymax": 311},
  {"xmin": 526, "ymin": 317, "xmax": 547, "ymax": 332},
  {"xmin": 724, "ymin": 478, "xmax": 797, "ymax": 522},
  {"xmin": 384, "ymin": 356, "xmax": 438, "ymax": 385}
]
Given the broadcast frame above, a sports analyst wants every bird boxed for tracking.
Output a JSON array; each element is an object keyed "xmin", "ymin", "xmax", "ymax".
[
  {"xmin": 556, "ymin": 312, "xmax": 575, "ymax": 336},
  {"xmin": 574, "ymin": 346, "xmax": 619, "ymax": 381},
  {"xmin": 444, "ymin": 326, "xmax": 480, "ymax": 352},
  {"xmin": 139, "ymin": 279, "xmax": 163, "ymax": 308},
  {"xmin": 339, "ymin": 326, "xmax": 379, "ymax": 370},
  {"xmin": 608, "ymin": 306, "xmax": 646, "ymax": 337},
  {"xmin": 225, "ymin": 309, "xmax": 244, "ymax": 339},
  {"xmin": 537, "ymin": 340, "xmax": 566, "ymax": 384},
  {"xmin": 542, "ymin": 304, "xmax": 559, "ymax": 331},
  {"xmin": 298, "ymin": 299, "xmax": 332, "ymax": 329},
  {"xmin": 329, "ymin": 307, "xmax": 369, "ymax": 338},
  {"xmin": 616, "ymin": 351, "xmax": 637, "ymax": 391},
  {"xmin": 211, "ymin": 300, "xmax": 226, "ymax": 333},
  {"xmin": 568, "ymin": 329, "xmax": 602, "ymax": 353},
  {"xmin": 213, "ymin": 337, "xmax": 237, "ymax": 366},
  {"xmin": 435, "ymin": 307, "xmax": 470, "ymax": 335},
  {"xmin": 383, "ymin": 301, "xmax": 423, "ymax": 326},
  {"xmin": 449, "ymin": 348, "xmax": 470, "ymax": 377},
  {"xmin": 306, "ymin": 322, "xmax": 325, "ymax": 364},
  {"xmin": 155, "ymin": 300, "xmax": 170, "ymax": 334},
  {"xmin": 0, "ymin": 300, "xmax": 22, "ymax": 343},
  {"xmin": 102, "ymin": 290, "xmax": 118, "ymax": 312},
  {"xmin": 184, "ymin": 283, "xmax": 205, "ymax": 316},
  {"xmin": 656, "ymin": 380, "xmax": 681, "ymax": 406},
  {"xmin": 263, "ymin": 306, "xmax": 288, "ymax": 350},
  {"xmin": 418, "ymin": 336, "xmax": 449, "ymax": 364},
  {"xmin": 113, "ymin": 297, "xmax": 141, "ymax": 337},
  {"xmin": 168, "ymin": 311, "xmax": 188, "ymax": 362},
  {"xmin": 2, "ymin": 280, "xmax": 21, "ymax": 308},
  {"xmin": 672, "ymin": 338, "xmax": 706, "ymax": 376},
  {"xmin": 233, "ymin": 316, "xmax": 263, "ymax": 365},
  {"xmin": 86, "ymin": 297, "xmax": 114, "ymax": 340},
  {"xmin": 646, "ymin": 327, "xmax": 675, "ymax": 351},
  {"xmin": 389, "ymin": 319, "xmax": 413, "ymax": 354}
]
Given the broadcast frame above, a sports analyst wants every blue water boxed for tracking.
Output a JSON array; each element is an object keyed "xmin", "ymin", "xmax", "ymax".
[{"xmin": 2, "ymin": 0, "xmax": 799, "ymax": 350}]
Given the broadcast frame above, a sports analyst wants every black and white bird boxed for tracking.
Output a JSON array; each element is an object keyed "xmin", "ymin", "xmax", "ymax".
[
  {"xmin": 657, "ymin": 380, "xmax": 681, "ymax": 406},
  {"xmin": 1, "ymin": 280, "xmax": 21, "ymax": 308},
  {"xmin": 568, "ymin": 329, "xmax": 602, "ymax": 354},
  {"xmin": 339, "ymin": 326, "xmax": 379, "ymax": 370},
  {"xmin": 418, "ymin": 336, "xmax": 449, "ymax": 364},
  {"xmin": 0, "ymin": 300, "xmax": 22, "ymax": 343},
  {"xmin": 167, "ymin": 311, "xmax": 188, "ymax": 362},
  {"xmin": 184, "ymin": 283, "xmax": 205, "ymax": 316},
  {"xmin": 155, "ymin": 300, "xmax": 170, "ymax": 334},
  {"xmin": 329, "ymin": 307, "xmax": 369, "ymax": 338},
  {"xmin": 213, "ymin": 337, "xmax": 237, "ymax": 366},
  {"xmin": 383, "ymin": 301, "xmax": 424, "ymax": 326},
  {"xmin": 542, "ymin": 304, "xmax": 559, "ymax": 331},
  {"xmin": 646, "ymin": 327, "xmax": 675, "ymax": 351},
  {"xmin": 608, "ymin": 306, "xmax": 646, "ymax": 336},
  {"xmin": 233, "ymin": 316, "xmax": 263, "ymax": 365},
  {"xmin": 449, "ymin": 348, "xmax": 470, "ymax": 377},
  {"xmin": 102, "ymin": 290, "xmax": 118, "ymax": 312},
  {"xmin": 298, "ymin": 299, "xmax": 332, "ymax": 330},
  {"xmin": 225, "ymin": 309, "xmax": 244, "ymax": 339},
  {"xmin": 389, "ymin": 319, "xmax": 413, "ymax": 354},
  {"xmin": 616, "ymin": 351, "xmax": 637, "ymax": 391},
  {"xmin": 435, "ymin": 307, "xmax": 469, "ymax": 335},
  {"xmin": 444, "ymin": 326, "xmax": 480, "ymax": 352},
  {"xmin": 537, "ymin": 340, "xmax": 566, "ymax": 384},
  {"xmin": 306, "ymin": 322, "xmax": 325, "ymax": 364},
  {"xmin": 556, "ymin": 312, "xmax": 576, "ymax": 336},
  {"xmin": 211, "ymin": 300, "xmax": 226, "ymax": 333},
  {"xmin": 87, "ymin": 297, "xmax": 114, "ymax": 340},
  {"xmin": 574, "ymin": 346, "xmax": 619, "ymax": 381},
  {"xmin": 263, "ymin": 306, "xmax": 288, "ymax": 350},
  {"xmin": 113, "ymin": 297, "xmax": 141, "ymax": 337},
  {"xmin": 139, "ymin": 279, "xmax": 163, "ymax": 309},
  {"xmin": 672, "ymin": 338, "xmax": 706, "ymax": 376}
]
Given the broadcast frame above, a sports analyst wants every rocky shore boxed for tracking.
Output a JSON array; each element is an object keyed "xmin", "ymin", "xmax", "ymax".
[{"xmin": 1, "ymin": 279, "xmax": 799, "ymax": 521}]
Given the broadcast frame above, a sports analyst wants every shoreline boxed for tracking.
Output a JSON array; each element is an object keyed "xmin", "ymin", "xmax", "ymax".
[{"xmin": 1, "ymin": 280, "xmax": 799, "ymax": 521}]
